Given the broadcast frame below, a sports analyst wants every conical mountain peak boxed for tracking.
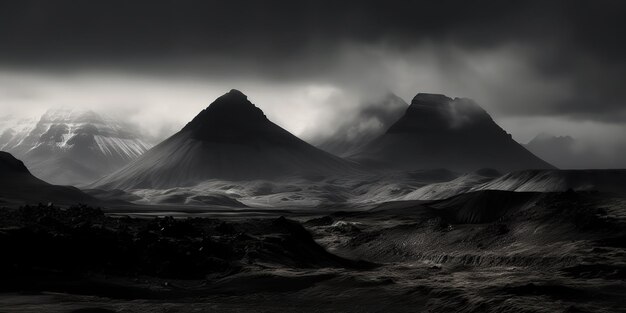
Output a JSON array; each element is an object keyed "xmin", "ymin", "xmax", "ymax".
[
  {"xmin": 205, "ymin": 89, "xmax": 256, "ymax": 113},
  {"xmin": 187, "ymin": 90, "xmax": 266, "ymax": 124},
  {"xmin": 183, "ymin": 89, "xmax": 271, "ymax": 142},
  {"xmin": 92, "ymin": 91, "xmax": 359, "ymax": 189}
]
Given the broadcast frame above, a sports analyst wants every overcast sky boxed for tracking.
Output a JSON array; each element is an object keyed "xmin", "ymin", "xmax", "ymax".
[{"xmin": 0, "ymin": 1, "xmax": 625, "ymax": 164}]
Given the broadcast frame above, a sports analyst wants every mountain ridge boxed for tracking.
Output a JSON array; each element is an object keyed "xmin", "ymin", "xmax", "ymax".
[
  {"xmin": 0, "ymin": 108, "xmax": 151, "ymax": 185},
  {"xmin": 352, "ymin": 93, "xmax": 554, "ymax": 172},
  {"xmin": 315, "ymin": 93, "xmax": 408, "ymax": 156},
  {"xmin": 0, "ymin": 151, "xmax": 98, "ymax": 205}
]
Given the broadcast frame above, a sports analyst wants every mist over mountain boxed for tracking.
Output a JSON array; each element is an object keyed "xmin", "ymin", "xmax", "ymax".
[
  {"xmin": 92, "ymin": 90, "xmax": 360, "ymax": 190},
  {"xmin": 0, "ymin": 2, "xmax": 625, "ymax": 312},
  {"xmin": 352, "ymin": 93, "xmax": 554, "ymax": 172},
  {"xmin": 0, "ymin": 108, "xmax": 151, "ymax": 185},
  {"xmin": 526, "ymin": 133, "xmax": 626, "ymax": 169},
  {"xmin": 314, "ymin": 93, "xmax": 408, "ymax": 156},
  {"xmin": 525, "ymin": 134, "xmax": 580, "ymax": 169}
]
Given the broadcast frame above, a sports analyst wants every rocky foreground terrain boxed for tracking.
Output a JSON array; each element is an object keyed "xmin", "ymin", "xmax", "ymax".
[{"xmin": 1, "ymin": 189, "xmax": 624, "ymax": 312}]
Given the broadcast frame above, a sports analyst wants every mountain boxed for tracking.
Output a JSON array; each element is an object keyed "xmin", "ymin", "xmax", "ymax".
[
  {"xmin": 315, "ymin": 93, "xmax": 408, "ymax": 156},
  {"xmin": 351, "ymin": 93, "xmax": 554, "ymax": 172},
  {"xmin": 525, "ymin": 133, "xmax": 579, "ymax": 168},
  {"xmin": 0, "ymin": 151, "xmax": 97, "ymax": 205},
  {"xmin": 0, "ymin": 116, "xmax": 38, "ymax": 152},
  {"xmin": 525, "ymin": 133, "xmax": 626, "ymax": 169},
  {"xmin": 0, "ymin": 108, "xmax": 152, "ymax": 186},
  {"xmin": 92, "ymin": 90, "xmax": 360, "ymax": 190}
]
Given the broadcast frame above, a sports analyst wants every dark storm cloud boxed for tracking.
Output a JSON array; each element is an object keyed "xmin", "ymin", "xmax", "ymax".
[
  {"xmin": 0, "ymin": 1, "xmax": 623, "ymax": 62},
  {"xmin": 0, "ymin": 0, "xmax": 625, "ymax": 123}
]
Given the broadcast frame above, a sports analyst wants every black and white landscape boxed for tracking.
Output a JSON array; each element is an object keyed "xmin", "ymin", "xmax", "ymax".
[
  {"xmin": 1, "ymin": 1, "xmax": 625, "ymax": 313},
  {"xmin": 0, "ymin": 108, "xmax": 152, "ymax": 186}
]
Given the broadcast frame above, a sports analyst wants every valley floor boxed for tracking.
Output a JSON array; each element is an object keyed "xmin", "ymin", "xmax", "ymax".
[{"xmin": 0, "ymin": 190, "xmax": 625, "ymax": 313}]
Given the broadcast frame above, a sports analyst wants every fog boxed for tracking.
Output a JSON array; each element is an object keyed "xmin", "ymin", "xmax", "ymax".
[
  {"xmin": 0, "ymin": 0, "xmax": 624, "ymax": 167},
  {"xmin": 1, "ymin": 43, "xmax": 624, "ymax": 149}
]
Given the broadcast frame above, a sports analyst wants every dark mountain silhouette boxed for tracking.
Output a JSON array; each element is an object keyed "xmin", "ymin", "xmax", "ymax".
[
  {"xmin": 351, "ymin": 93, "xmax": 554, "ymax": 172},
  {"xmin": 0, "ymin": 151, "xmax": 97, "ymax": 205},
  {"xmin": 92, "ymin": 90, "xmax": 360, "ymax": 190},
  {"xmin": 0, "ymin": 151, "xmax": 31, "ymax": 178}
]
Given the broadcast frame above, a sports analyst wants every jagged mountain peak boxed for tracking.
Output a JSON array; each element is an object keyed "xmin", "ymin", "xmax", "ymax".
[
  {"xmin": 0, "ymin": 108, "xmax": 152, "ymax": 185},
  {"xmin": 39, "ymin": 107, "xmax": 107, "ymax": 126}
]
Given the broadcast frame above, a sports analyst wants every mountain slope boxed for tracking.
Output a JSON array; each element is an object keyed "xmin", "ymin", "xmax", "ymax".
[
  {"xmin": 352, "ymin": 93, "xmax": 554, "ymax": 172},
  {"xmin": 0, "ymin": 108, "xmax": 151, "ymax": 185},
  {"xmin": 315, "ymin": 93, "xmax": 408, "ymax": 156},
  {"xmin": 0, "ymin": 152, "xmax": 97, "ymax": 205},
  {"xmin": 92, "ymin": 90, "xmax": 360, "ymax": 190},
  {"xmin": 400, "ymin": 168, "xmax": 626, "ymax": 201},
  {"xmin": 525, "ymin": 133, "xmax": 626, "ymax": 169},
  {"xmin": 525, "ymin": 133, "xmax": 580, "ymax": 168},
  {"xmin": 475, "ymin": 169, "xmax": 626, "ymax": 195},
  {"xmin": 400, "ymin": 168, "xmax": 502, "ymax": 201}
]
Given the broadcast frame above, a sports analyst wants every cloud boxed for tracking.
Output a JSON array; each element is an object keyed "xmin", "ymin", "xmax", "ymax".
[
  {"xmin": 1, "ymin": 1, "xmax": 624, "ymax": 123},
  {"xmin": 0, "ymin": 0, "xmax": 624, "ymax": 167},
  {"xmin": 0, "ymin": 69, "xmax": 366, "ymax": 142}
]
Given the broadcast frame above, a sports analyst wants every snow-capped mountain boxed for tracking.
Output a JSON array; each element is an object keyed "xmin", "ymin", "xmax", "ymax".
[{"xmin": 0, "ymin": 108, "xmax": 152, "ymax": 186}]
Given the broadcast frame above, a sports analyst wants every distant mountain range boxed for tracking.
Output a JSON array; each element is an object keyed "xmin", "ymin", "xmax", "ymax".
[
  {"xmin": 0, "ymin": 108, "xmax": 152, "ymax": 185},
  {"xmin": 525, "ymin": 133, "xmax": 580, "ymax": 169},
  {"xmin": 351, "ymin": 93, "xmax": 554, "ymax": 172},
  {"xmin": 91, "ymin": 90, "xmax": 361, "ymax": 190},
  {"xmin": 1, "ymin": 91, "xmax": 559, "ymax": 194},
  {"xmin": 4, "ymin": 90, "xmax": 626, "ymax": 208},
  {"xmin": 525, "ymin": 133, "xmax": 626, "ymax": 169}
]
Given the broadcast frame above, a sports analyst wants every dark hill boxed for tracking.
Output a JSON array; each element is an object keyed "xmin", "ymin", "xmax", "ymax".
[{"xmin": 0, "ymin": 151, "xmax": 97, "ymax": 205}]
